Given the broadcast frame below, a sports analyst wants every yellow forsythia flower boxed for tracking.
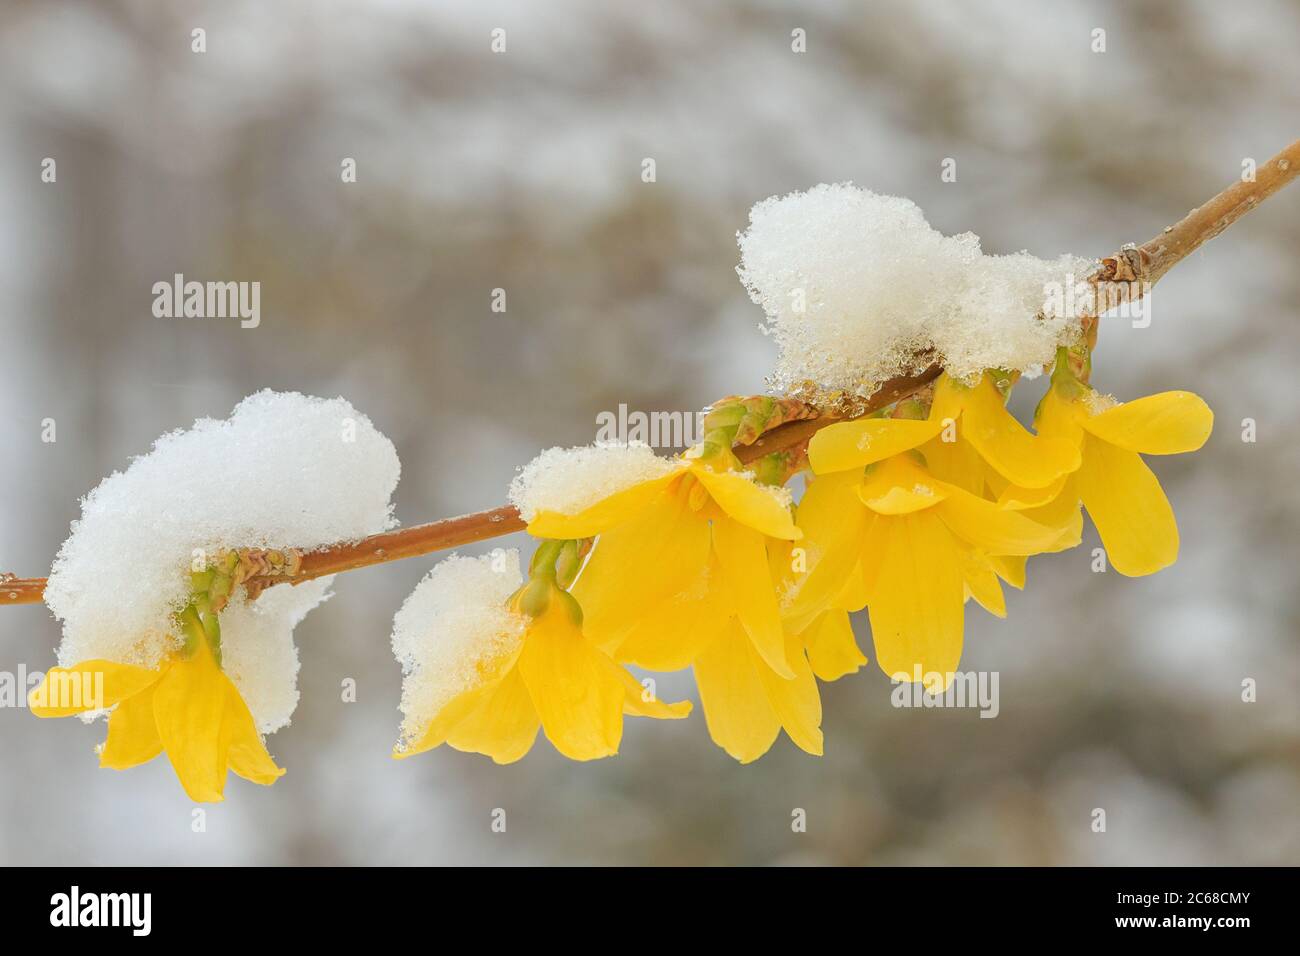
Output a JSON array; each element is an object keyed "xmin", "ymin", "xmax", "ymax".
[
  {"xmin": 527, "ymin": 452, "xmax": 822, "ymax": 762},
  {"xmin": 29, "ymin": 636, "xmax": 283, "ymax": 803},
  {"xmin": 1030, "ymin": 371, "xmax": 1213, "ymax": 576},
  {"xmin": 531, "ymin": 455, "xmax": 800, "ymax": 664},
  {"xmin": 395, "ymin": 581, "xmax": 690, "ymax": 764},
  {"xmin": 802, "ymin": 433, "xmax": 1073, "ymax": 690},
  {"xmin": 803, "ymin": 369, "xmax": 1085, "ymax": 635}
]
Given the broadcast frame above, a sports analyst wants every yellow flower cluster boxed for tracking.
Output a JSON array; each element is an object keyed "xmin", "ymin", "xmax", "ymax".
[
  {"xmin": 397, "ymin": 359, "xmax": 1213, "ymax": 765},
  {"xmin": 28, "ymin": 357, "xmax": 1214, "ymax": 796}
]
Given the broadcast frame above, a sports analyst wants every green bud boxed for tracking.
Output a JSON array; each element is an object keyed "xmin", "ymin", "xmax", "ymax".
[
  {"xmin": 176, "ymin": 604, "xmax": 205, "ymax": 658},
  {"xmin": 554, "ymin": 540, "xmax": 583, "ymax": 590},
  {"xmin": 1050, "ymin": 345, "xmax": 1090, "ymax": 398},
  {"xmin": 528, "ymin": 540, "xmax": 564, "ymax": 579},
  {"xmin": 700, "ymin": 429, "xmax": 733, "ymax": 453},
  {"xmin": 694, "ymin": 429, "xmax": 742, "ymax": 470},
  {"xmin": 892, "ymin": 398, "xmax": 928, "ymax": 420},
  {"xmin": 518, "ymin": 576, "xmax": 553, "ymax": 618},
  {"xmin": 208, "ymin": 571, "xmax": 233, "ymax": 606},
  {"xmin": 702, "ymin": 401, "xmax": 747, "ymax": 433},
  {"xmin": 751, "ymin": 451, "xmax": 791, "ymax": 487},
  {"xmin": 202, "ymin": 610, "xmax": 222, "ymax": 667},
  {"xmin": 553, "ymin": 587, "xmax": 584, "ymax": 629}
]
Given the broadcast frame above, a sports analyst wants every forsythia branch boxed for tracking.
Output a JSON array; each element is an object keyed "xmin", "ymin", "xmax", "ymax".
[
  {"xmin": 3, "ymin": 137, "xmax": 1297, "ymax": 610},
  {"xmin": 0, "ymin": 366, "xmax": 943, "ymax": 607},
  {"xmin": 1112, "ymin": 137, "xmax": 1300, "ymax": 290}
]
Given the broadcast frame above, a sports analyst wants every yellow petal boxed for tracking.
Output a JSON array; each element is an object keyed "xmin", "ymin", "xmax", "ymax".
[
  {"xmin": 517, "ymin": 605, "xmax": 625, "ymax": 761},
  {"xmin": 856, "ymin": 511, "xmax": 891, "ymax": 597},
  {"xmin": 613, "ymin": 565, "xmax": 730, "ymax": 671},
  {"xmin": 29, "ymin": 659, "xmax": 163, "ymax": 717},
  {"xmin": 712, "ymin": 516, "xmax": 793, "ymax": 678},
  {"xmin": 983, "ymin": 466, "xmax": 1010, "ymax": 500},
  {"xmin": 858, "ymin": 456, "xmax": 948, "ymax": 515},
  {"xmin": 785, "ymin": 470, "xmax": 869, "ymax": 624},
  {"xmin": 223, "ymin": 684, "xmax": 285, "ymax": 786},
  {"xmin": 445, "ymin": 666, "xmax": 541, "ymax": 764},
  {"xmin": 960, "ymin": 373, "xmax": 1080, "ymax": 487},
  {"xmin": 767, "ymin": 536, "xmax": 796, "ymax": 583},
  {"xmin": 692, "ymin": 622, "xmax": 781, "ymax": 763},
  {"xmin": 808, "ymin": 417, "xmax": 942, "ymax": 475},
  {"xmin": 929, "ymin": 371, "xmax": 968, "ymax": 422},
  {"xmin": 935, "ymin": 483, "xmax": 1067, "ymax": 555},
  {"xmin": 804, "ymin": 610, "xmax": 868, "ymax": 681},
  {"xmin": 572, "ymin": 488, "xmax": 711, "ymax": 645},
  {"xmin": 99, "ymin": 685, "xmax": 163, "ymax": 770},
  {"xmin": 151, "ymin": 643, "xmax": 230, "ymax": 803},
  {"xmin": 961, "ymin": 550, "xmax": 1006, "ymax": 618},
  {"xmin": 753, "ymin": 633, "xmax": 823, "ymax": 756},
  {"xmin": 997, "ymin": 473, "xmax": 1068, "ymax": 510},
  {"xmin": 1020, "ymin": 475, "xmax": 1083, "ymax": 550},
  {"xmin": 1035, "ymin": 385, "xmax": 1087, "ymax": 447},
  {"xmin": 526, "ymin": 470, "xmax": 681, "ymax": 539},
  {"xmin": 834, "ymin": 558, "xmax": 870, "ymax": 613},
  {"xmin": 1076, "ymin": 434, "xmax": 1179, "ymax": 576},
  {"xmin": 692, "ymin": 467, "xmax": 800, "ymax": 540},
  {"xmin": 1080, "ymin": 391, "xmax": 1213, "ymax": 455},
  {"xmin": 989, "ymin": 554, "xmax": 1027, "ymax": 590},
  {"xmin": 867, "ymin": 512, "xmax": 964, "ymax": 691},
  {"xmin": 395, "ymin": 679, "xmax": 501, "ymax": 760},
  {"xmin": 921, "ymin": 431, "xmax": 986, "ymax": 496},
  {"xmin": 617, "ymin": 667, "xmax": 693, "ymax": 719}
]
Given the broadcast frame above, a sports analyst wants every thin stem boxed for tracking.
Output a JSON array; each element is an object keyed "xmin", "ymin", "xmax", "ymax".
[
  {"xmin": 282, "ymin": 506, "xmax": 527, "ymax": 587},
  {"xmin": 4, "ymin": 138, "xmax": 1297, "ymax": 608},
  {"xmin": 1, "ymin": 576, "xmax": 48, "ymax": 606},
  {"xmin": 0, "ymin": 367, "xmax": 940, "ymax": 605},
  {"xmin": 1092, "ymin": 138, "xmax": 1300, "ymax": 304},
  {"xmin": 1142, "ymin": 140, "xmax": 1299, "ymax": 284}
]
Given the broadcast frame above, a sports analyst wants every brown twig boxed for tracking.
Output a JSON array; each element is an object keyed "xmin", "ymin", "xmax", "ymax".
[
  {"xmin": 1093, "ymin": 138, "xmax": 1300, "ymax": 304},
  {"xmin": 1, "ymin": 575, "xmax": 48, "ymax": 607},
  {"xmin": 4, "ymin": 139, "xmax": 1297, "ymax": 609},
  {"xmin": 270, "ymin": 506, "xmax": 528, "ymax": 588},
  {"xmin": 0, "ymin": 368, "xmax": 939, "ymax": 606}
]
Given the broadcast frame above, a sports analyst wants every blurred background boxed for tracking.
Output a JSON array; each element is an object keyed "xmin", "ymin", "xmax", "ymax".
[{"xmin": 1, "ymin": 0, "xmax": 1297, "ymax": 865}]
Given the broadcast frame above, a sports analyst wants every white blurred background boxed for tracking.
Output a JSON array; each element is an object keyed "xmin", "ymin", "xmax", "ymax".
[{"xmin": 1, "ymin": 0, "xmax": 1297, "ymax": 864}]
